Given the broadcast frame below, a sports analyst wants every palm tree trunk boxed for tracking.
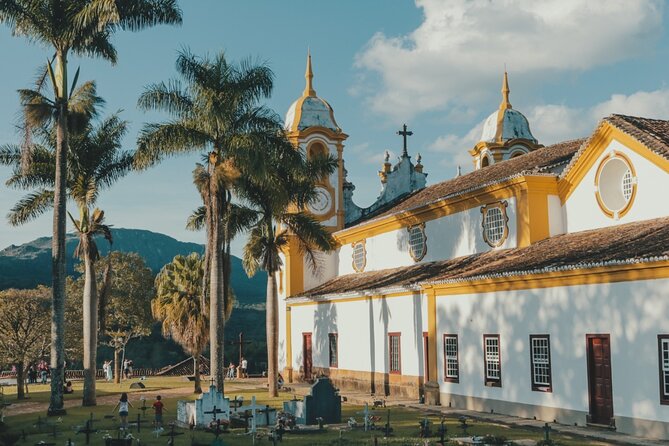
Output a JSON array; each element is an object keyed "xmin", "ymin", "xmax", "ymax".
[
  {"xmin": 193, "ymin": 356, "xmax": 202, "ymax": 394},
  {"xmin": 208, "ymin": 161, "xmax": 225, "ymax": 391},
  {"xmin": 48, "ymin": 50, "xmax": 68, "ymax": 416},
  {"xmin": 16, "ymin": 362, "xmax": 25, "ymax": 400},
  {"xmin": 82, "ymin": 241, "xmax": 98, "ymax": 406},
  {"xmin": 266, "ymin": 269, "xmax": 279, "ymax": 397}
]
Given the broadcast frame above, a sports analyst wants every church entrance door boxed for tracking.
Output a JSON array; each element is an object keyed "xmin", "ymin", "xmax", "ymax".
[
  {"xmin": 303, "ymin": 332, "xmax": 313, "ymax": 380},
  {"xmin": 586, "ymin": 334, "xmax": 614, "ymax": 426}
]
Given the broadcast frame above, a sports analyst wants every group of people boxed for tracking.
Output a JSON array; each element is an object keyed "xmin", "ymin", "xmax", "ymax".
[
  {"xmin": 25, "ymin": 360, "xmax": 49, "ymax": 384},
  {"xmin": 122, "ymin": 359, "xmax": 134, "ymax": 379},
  {"xmin": 113, "ymin": 393, "xmax": 166, "ymax": 430},
  {"xmin": 226, "ymin": 357, "xmax": 248, "ymax": 379}
]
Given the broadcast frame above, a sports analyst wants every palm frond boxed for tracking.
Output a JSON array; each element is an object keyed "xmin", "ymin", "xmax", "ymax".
[
  {"xmin": 7, "ymin": 189, "xmax": 54, "ymax": 226},
  {"xmin": 186, "ymin": 206, "xmax": 206, "ymax": 231}
]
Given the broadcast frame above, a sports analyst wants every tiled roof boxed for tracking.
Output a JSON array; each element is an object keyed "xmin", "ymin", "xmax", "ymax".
[
  {"xmin": 346, "ymin": 138, "xmax": 585, "ymax": 227},
  {"xmin": 294, "ymin": 217, "xmax": 669, "ymax": 299},
  {"xmin": 561, "ymin": 114, "xmax": 669, "ymax": 180}
]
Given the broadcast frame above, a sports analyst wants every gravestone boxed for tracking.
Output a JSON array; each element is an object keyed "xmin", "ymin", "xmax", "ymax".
[
  {"xmin": 233, "ymin": 396, "xmax": 277, "ymax": 428},
  {"xmin": 176, "ymin": 384, "xmax": 230, "ymax": 427},
  {"xmin": 282, "ymin": 377, "xmax": 341, "ymax": 425}
]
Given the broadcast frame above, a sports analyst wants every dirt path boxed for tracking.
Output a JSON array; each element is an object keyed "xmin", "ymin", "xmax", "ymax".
[{"xmin": 4, "ymin": 385, "xmax": 194, "ymax": 417}]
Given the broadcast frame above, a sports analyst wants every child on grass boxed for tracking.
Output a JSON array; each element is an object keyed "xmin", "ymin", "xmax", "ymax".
[
  {"xmin": 112, "ymin": 392, "xmax": 133, "ymax": 429},
  {"xmin": 152, "ymin": 395, "xmax": 166, "ymax": 429}
]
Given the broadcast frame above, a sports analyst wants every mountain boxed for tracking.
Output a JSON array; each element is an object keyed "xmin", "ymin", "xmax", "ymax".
[{"xmin": 0, "ymin": 228, "xmax": 267, "ymax": 304}]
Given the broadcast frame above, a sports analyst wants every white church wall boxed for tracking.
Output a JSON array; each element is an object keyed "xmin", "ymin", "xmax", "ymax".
[
  {"xmin": 288, "ymin": 292, "xmax": 427, "ymax": 377},
  {"xmin": 303, "ymin": 250, "xmax": 338, "ymax": 292},
  {"xmin": 337, "ymin": 198, "xmax": 518, "ymax": 275},
  {"xmin": 547, "ymin": 195, "xmax": 565, "ymax": 236},
  {"xmin": 435, "ymin": 277, "xmax": 669, "ymax": 426},
  {"xmin": 564, "ymin": 140, "xmax": 669, "ymax": 233}
]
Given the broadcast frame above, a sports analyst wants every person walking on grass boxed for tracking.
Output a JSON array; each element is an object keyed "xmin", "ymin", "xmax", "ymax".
[
  {"xmin": 112, "ymin": 392, "xmax": 133, "ymax": 429},
  {"xmin": 152, "ymin": 395, "xmax": 166, "ymax": 429}
]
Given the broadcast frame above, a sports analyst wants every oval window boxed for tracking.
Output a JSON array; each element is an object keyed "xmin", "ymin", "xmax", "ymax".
[
  {"xmin": 595, "ymin": 153, "xmax": 637, "ymax": 219},
  {"xmin": 407, "ymin": 225, "xmax": 427, "ymax": 261},
  {"xmin": 352, "ymin": 241, "xmax": 366, "ymax": 273}
]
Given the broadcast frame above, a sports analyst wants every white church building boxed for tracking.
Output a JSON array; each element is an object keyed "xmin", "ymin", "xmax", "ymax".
[{"xmin": 276, "ymin": 54, "xmax": 669, "ymax": 439}]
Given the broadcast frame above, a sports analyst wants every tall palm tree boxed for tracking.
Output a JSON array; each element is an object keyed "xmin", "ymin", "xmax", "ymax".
[
  {"xmin": 0, "ymin": 0, "xmax": 182, "ymax": 414},
  {"xmin": 0, "ymin": 85, "xmax": 133, "ymax": 406},
  {"xmin": 153, "ymin": 253, "xmax": 210, "ymax": 394},
  {"xmin": 240, "ymin": 139, "xmax": 337, "ymax": 397},
  {"xmin": 136, "ymin": 50, "xmax": 282, "ymax": 390}
]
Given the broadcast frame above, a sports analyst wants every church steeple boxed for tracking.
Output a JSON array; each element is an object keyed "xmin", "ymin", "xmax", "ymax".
[
  {"xmin": 500, "ymin": 71, "xmax": 512, "ymax": 110},
  {"xmin": 303, "ymin": 50, "xmax": 316, "ymax": 97}
]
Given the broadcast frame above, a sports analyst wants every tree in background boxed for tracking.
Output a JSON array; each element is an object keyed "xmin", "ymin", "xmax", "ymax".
[
  {"xmin": 1, "ymin": 86, "xmax": 133, "ymax": 405},
  {"xmin": 135, "ymin": 49, "xmax": 283, "ymax": 390},
  {"xmin": 0, "ymin": 0, "xmax": 182, "ymax": 414},
  {"xmin": 153, "ymin": 253, "xmax": 210, "ymax": 393},
  {"xmin": 240, "ymin": 138, "xmax": 336, "ymax": 396},
  {"xmin": 68, "ymin": 252, "xmax": 154, "ymax": 383},
  {"xmin": 0, "ymin": 287, "xmax": 50, "ymax": 399}
]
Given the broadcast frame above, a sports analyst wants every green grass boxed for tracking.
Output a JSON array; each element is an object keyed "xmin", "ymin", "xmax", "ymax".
[{"xmin": 1, "ymin": 380, "xmax": 603, "ymax": 445}]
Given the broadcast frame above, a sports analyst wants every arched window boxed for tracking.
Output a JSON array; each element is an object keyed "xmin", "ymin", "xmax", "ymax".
[
  {"xmin": 352, "ymin": 241, "xmax": 366, "ymax": 272},
  {"xmin": 481, "ymin": 201, "xmax": 509, "ymax": 247},
  {"xmin": 308, "ymin": 142, "xmax": 328, "ymax": 160},
  {"xmin": 480, "ymin": 155, "xmax": 491, "ymax": 168},
  {"xmin": 407, "ymin": 224, "xmax": 427, "ymax": 261}
]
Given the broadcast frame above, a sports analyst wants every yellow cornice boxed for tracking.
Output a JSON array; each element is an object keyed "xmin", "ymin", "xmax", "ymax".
[
  {"xmin": 334, "ymin": 174, "xmax": 557, "ymax": 245},
  {"xmin": 287, "ymin": 260, "xmax": 669, "ymax": 307},
  {"xmin": 287, "ymin": 126, "xmax": 349, "ymax": 142},
  {"xmin": 558, "ymin": 122, "xmax": 669, "ymax": 203}
]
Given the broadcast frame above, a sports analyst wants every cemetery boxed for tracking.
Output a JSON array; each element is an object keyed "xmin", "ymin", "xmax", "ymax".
[{"xmin": 0, "ymin": 376, "xmax": 602, "ymax": 445}]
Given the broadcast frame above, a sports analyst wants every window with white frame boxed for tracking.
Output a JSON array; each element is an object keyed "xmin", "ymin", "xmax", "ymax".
[
  {"xmin": 484, "ymin": 334, "xmax": 502, "ymax": 387},
  {"xmin": 481, "ymin": 202, "xmax": 509, "ymax": 247},
  {"xmin": 407, "ymin": 224, "xmax": 427, "ymax": 261},
  {"xmin": 530, "ymin": 335, "xmax": 552, "ymax": 392},
  {"xmin": 389, "ymin": 333, "xmax": 401, "ymax": 374},
  {"xmin": 659, "ymin": 335, "xmax": 669, "ymax": 404},
  {"xmin": 352, "ymin": 241, "xmax": 366, "ymax": 272},
  {"xmin": 443, "ymin": 334, "xmax": 459, "ymax": 383}
]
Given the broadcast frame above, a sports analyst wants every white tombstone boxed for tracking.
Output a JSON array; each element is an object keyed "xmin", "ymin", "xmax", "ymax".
[
  {"xmin": 177, "ymin": 384, "xmax": 230, "ymax": 428},
  {"xmin": 236, "ymin": 395, "xmax": 277, "ymax": 427}
]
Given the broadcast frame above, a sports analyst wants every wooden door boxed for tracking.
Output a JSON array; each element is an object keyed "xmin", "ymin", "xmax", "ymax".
[
  {"xmin": 423, "ymin": 332, "xmax": 429, "ymax": 382},
  {"xmin": 586, "ymin": 335, "xmax": 614, "ymax": 425},
  {"xmin": 303, "ymin": 333, "xmax": 312, "ymax": 380}
]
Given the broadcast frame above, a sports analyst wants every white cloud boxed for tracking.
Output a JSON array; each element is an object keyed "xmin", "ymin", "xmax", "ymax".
[
  {"xmin": 428, "ymin": 88, "xmax": 669, "ymax": 172},
  {"xmin": 354, "ymin": 0, "xmax": 663, "ymax": 120}
]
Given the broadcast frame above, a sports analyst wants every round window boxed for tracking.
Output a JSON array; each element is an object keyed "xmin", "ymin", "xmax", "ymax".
[{"xmin": 595, "ymin": 153, "xmax": 636, "ymax": 218}]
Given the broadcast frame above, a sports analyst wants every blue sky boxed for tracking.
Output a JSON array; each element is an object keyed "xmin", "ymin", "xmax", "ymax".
[{"xmin": 1, "ymin": 0, "xmax": 668, "ymax": 256}]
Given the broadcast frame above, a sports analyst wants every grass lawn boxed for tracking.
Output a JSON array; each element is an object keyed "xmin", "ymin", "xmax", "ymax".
[{"xmin": 1, "ymin": 379, "xmax": 603, "ymax": 445}]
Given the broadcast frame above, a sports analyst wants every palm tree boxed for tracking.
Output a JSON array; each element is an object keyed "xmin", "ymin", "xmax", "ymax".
[
  {"xmin": 240, "ymin": 138, "xmax": 337, "ymax": 396},
  {"xmin": 0, "ymin": 84, "xmax": 134, "ymax": 406},
  {"xmin": 153, "ymin": 253, "xmax": 210, "ymax": 393},
  {"xmin": 0, "ymin": 0, "xmax": 182, "ymax": 414},
  {"xmin": 136, "ymin": 50, "xmax": 283, "ymax": 390}
]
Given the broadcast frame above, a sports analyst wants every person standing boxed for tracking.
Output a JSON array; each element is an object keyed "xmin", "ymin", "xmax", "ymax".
[
  {"xmin": 240, "ymin": 357, "xmax": 248, "ymax": 378},
  {"xmin": 152, "ymin": 395, "xmax": 166, "ymax": 429},
  {"xmin": 226, "ymin": 362, "xmax": 236, "ymax": 380},
  {"xmin": 112, "ymin": 392, "xmax": 133, "ymax": 429},
  {"xmin": 122, "ymin": 359, "xmax": 129, "ymax": 380}
]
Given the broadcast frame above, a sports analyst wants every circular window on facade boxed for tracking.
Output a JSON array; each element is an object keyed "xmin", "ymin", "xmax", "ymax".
[
  {"xmin": 352, "ymin": 241, "xmax": 366, "ymax": 273},
  {"xmin": 407, "ymin": 224, "xmax": 427, "ymax": 261},
  {"xmin": 595, "ymin": 152, "xmax": 637, "ymax": 219},
  {"xmin": 481, "ymin": 201, "xmax": 509, "ymax": 248}
]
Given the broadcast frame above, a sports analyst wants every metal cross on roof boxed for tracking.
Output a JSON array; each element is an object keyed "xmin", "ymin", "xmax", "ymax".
[{"xmin": 397, "ymin": 124, "xmax": 413, "ymax": 157}]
